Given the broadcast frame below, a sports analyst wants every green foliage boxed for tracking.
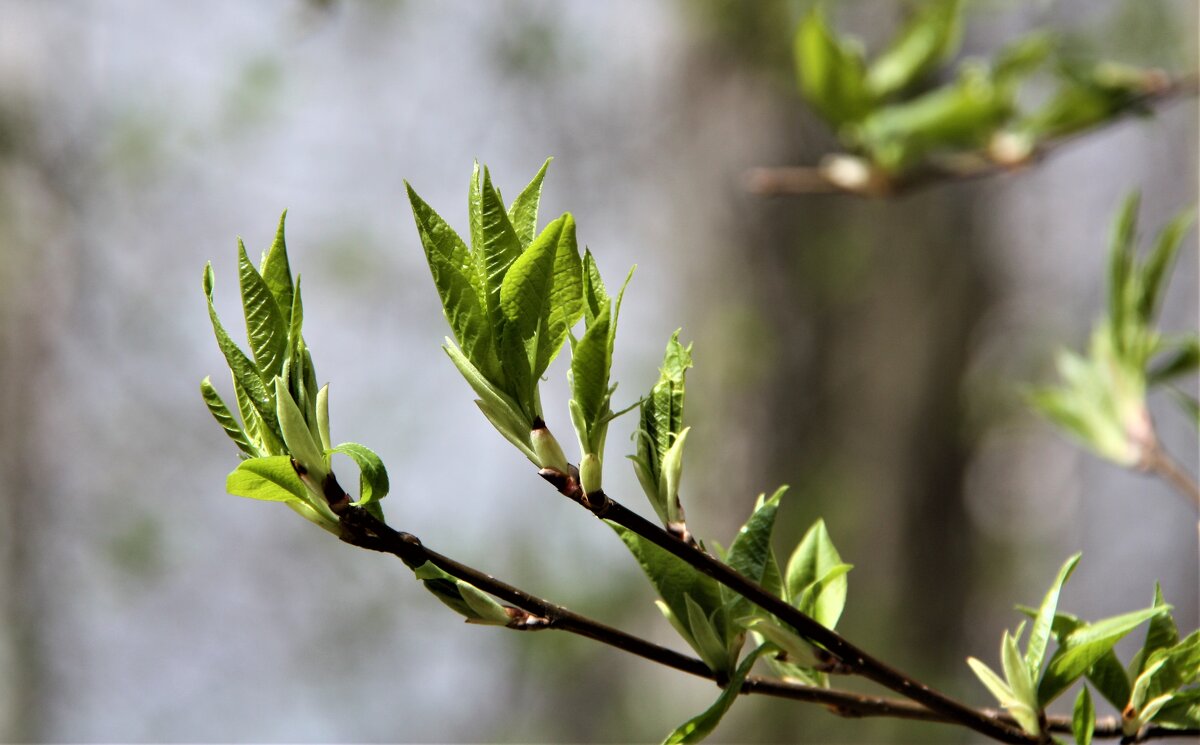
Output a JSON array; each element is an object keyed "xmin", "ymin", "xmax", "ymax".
[
  {"xmin": 970, "ymin": 555, "xmax": 1180, "ymax": 737},
  {"xmin": 661, "ymin": 645, "xmax": 766, "ymax": 744},
  {"xmin": 791, "ymin": 4, "xmax": 1174, "ymax": 177},
  {"xmin": 407, "ymin": 161, "xmax": 587, "ymax": 467},
  {"xmin": 631, "ymin": 331, "xmax": 694, "ymax": 526},
  {"xmin": 1031, "ymin": 196, "xmax": 1197, "ymax": 466},
  {"xmin": 1072, "ymin": 686, "xmax": 1095, "ymax": 745},
  {"xmin": 413, "ymin": 562, "xmax": 512, "ymax": 626},
  {"xmin": 201, "ymin": 213, "xmax": 388, "ymax": 532}
]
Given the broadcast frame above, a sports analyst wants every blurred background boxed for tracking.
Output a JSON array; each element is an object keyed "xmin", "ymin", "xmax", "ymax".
[{"xmin": 0, "ymin": 0, "xmax": 1196, "ymax": 742}]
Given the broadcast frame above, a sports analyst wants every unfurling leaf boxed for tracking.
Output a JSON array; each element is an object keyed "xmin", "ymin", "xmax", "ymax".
[
  {"xmin": 331, "ymin": 442, "xmax": 389, "ymax": 506},
  {"xmin": 785, "ymin": 519, "xmax": 849, "ymax": 629}
]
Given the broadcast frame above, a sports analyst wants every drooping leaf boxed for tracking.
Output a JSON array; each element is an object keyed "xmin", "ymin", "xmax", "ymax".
[
  {"xmin": 1072, "ymin": 686, "xmax": 1095, "ymax": 745},
  {"xmin": 331, "ymin": 442, "xmax": 389, "ymax": 506},
  {"xmin": 613, "ymin": 524, "xmax": 726, "ymax": 651},
  {"xmin": 661, "ymin": 645, "xmax": 765, "ymax": 745},
  {"xmin": 201, "ymin": 376, "xmax": 259, "ymax": 458},
  {"xmin": 259, "ymin": 210, "xmax": 294, "ymax": 325},
  {"xmin": 785, "ymin": 519, "xmax": 848, "ymax": 629},
  {"xmin": 866, "ymin": 0, "xmax": 963, "ymax": 97},
  {"xmin": 238, "ymin": 240, "xmax": 289, "ymax": 381},
  {"xmin": 1027, "ymin": 553, "xmax": 1082, "ymax": 675},
  {"xmin": 507, "ymin": 158, "xmax": 551, "ymax": 248}
]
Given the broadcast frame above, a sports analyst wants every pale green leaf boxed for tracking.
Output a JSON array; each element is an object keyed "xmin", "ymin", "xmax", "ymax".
[
  {"xmin": 582, "ymin": 249, "xmax": 609, "ymax": 326},
  {"xmin": 1028, "ymin": 553, "xmax": 1082, "ymax": 675},
  {"xmin": 742, "ymin": 617, "xmax": 820, "ymax": 667},
  {"xmin": 458, "ymin": 582, "xmax": 512, "ymax": 626},
  {"xmin": 785, "ymin": 518, "xmax": 848, "ymax": 628},
  {"xmin": 571, "ymin": 304, "xmax": 612, "ymax": 438},
  {"xmin": 478, "ymin": 167, "xmax": 525, "ymax": 341},
  {"xmin": 507, "ymin": 158, "xmax": 551, "ymax": 248},
  {"xmin": 226, "ymin": 456, "xmax": 307, "ymax": 503},
  {"xmin": 1039, "ymin": 605, "xmax": 1167, "ymax": 705},
  {"xmin": 685, "ymin": 594, "xmax": 732, "ymax": 674},
  {"xmin": 275, "ymin": 377, "xmax": 326, "ymax": 482},
  {"xmin": 794, "ymin": 7, "xmax": 871, "ymax": 126},
  {"xmin": 724, "ymin": 487, "xmax": 787, "ymax": 621},
  {"xmin": 259, "ymin": 210, "xmax": 294, "ymax": 325},
  {"xmin": 1138, "ymin": 209, "xmax": 1195, "ymax": 324},
  {"xmin": 661, "ymin": 646, "xmax": 765, "ymax": 745},
  {"xmin": 201, "ymin": 376, "xmax": 259, "ymax": 458},
  {"xmin": 1072, "ymin": 686, "xmax": 1095, "ymax": 745},
  {"xmin": 204, "ymin": 263, "xmax": 280, "ymax": 442},
  {"xmin": 866, "ymin": 0, "xmax": 963, "ymax": 97},
  {"xmin": 330, "ymin": 442, "xmax": 389, "ymax": 506},
  {"xmin": 238, "ymin": 240, "xmax": 289, "ymax": 381},
  {"xmin": 536, "ymin": 213, "xmax": 583, "ymax": 377}
]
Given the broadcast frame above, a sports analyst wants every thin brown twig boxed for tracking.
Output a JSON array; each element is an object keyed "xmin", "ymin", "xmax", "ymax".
[
  {"xmin": 312, "ymin": 468, "xmax": 1197, "ymax": 742},
  {"xmin": 538, "ymin": 469, "xmax": 1035, "ymax": 744},
  {"xmin": 1139, "ymin": 438, "xmax": 1200, "ymax": 509},
  {"xmin": 743, "ymin": 75, "xmax": 1199, "ymax": 198}
]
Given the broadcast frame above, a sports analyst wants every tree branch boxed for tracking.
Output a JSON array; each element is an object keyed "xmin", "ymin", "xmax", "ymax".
[
  {"xmin": 743, "ymin": 75, "xmax": 1199, "ymax": 198},
  {"xmin": 537, "ymin": 469, "xmax": 1037, "ymax": 744},
  {"xmin": 314, "ymin": 468, "xmax": 1196, "ymax": 743},
  {"xmin": 1139, "ymin": 437, "xmax": 1200, "ymax": 509}
]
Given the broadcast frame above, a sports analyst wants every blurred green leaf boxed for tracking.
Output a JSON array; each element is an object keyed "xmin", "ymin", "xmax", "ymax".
[
  {"xmin": 1072, "ymin": 686, "xmax": 1095, "ymax": 745},
  {"xmin": 1149, "ymin": 338, "xmax": 1199, "ymax": 384},
  {"xmin": 794, "ymin": 6, "xmax": 872, "ymax": 127},
  {"xmin": 1138, "ymin": 209, "xmax": 1194, "ymax": 324},
  {"xmin": 866, "ymin": 0, "xmax": 963, "ymax": 97}
]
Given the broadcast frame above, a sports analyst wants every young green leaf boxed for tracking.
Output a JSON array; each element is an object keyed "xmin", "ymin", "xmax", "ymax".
[
  {"xmin": 1149, "ymin": 337, "xmax": 1199, "ymax": 384},
  {"xmin": 226, "ymin": 456, "xmax": 308, "ymax": 503},
  {"xmin": 1107, "ymin": 192, "xmax": 1141, "ymax": 350},
  {"xmin": 275, "ymin": 377, "xmax": 327, "ymax": 483},
  {"xmin": 794, "ymin": 6, "xmax": 872, "ymax": 126},
  {"xmin": 535, "ymin": 214, "xmax": 584, "ymax": 378},
  {"xmin": 237, "ymin": 239, "xmax": 289, "ymax": 381},
  {"xmin": 507, "ymin": 158, "xmax": 551, "ymax": 248},
  {"xmin": 582, "ymin": 249, "xmax": 609, "ymax": 326},
  {"xmin": 200, "ymin": 376, "xmax": 259, "ymax": 458},
  {"xmin": 407, "ymin": 182, "xmax": 498, "ymax": 382},
  {"xmin": 1038, "ymin": 605, "xmax": 1168, "ymax": 705},
  {"xmin": 457, "ymin": 582, "xmax": 514, "ymax": 626},
  {"xmin": 571, "ymin": 304, "xmax": 612, "ymax": 434},
  {"xmin": 685, "ymin": 594, "xmax": 734, "ymax": 674},
  {"xmin": 259, "ymin": 210, "xmax": 294, "ymax": 325},
  {"xmin": 499, "ymin": 215, "xmax": 565, "ymax": 345},
  {"xmin": 741, "ymin": 617, "xmax": 821, "ymax": 668},
  {"xmin": 1138, "ymin": 208, "xmax": 1195, "ymax": 324},
  {"xmin": 1072, "ymin": 686, "xmax": 1095, "ymax": 745},
  {"xmin": 443, "ymin": 341, "xmax": 535, "ymax": 454},
  {"xmin": 967, "ymin": 656, "xmax": 1040, "ymax": 734},
  {"xmin": 661, "ymin": 645, "xmax": 766, "ymax": 745},
  {"xmin": 1027, "ymin": 552, "xmax": 1082, "ymax": 675},
  {"xmin": 866, "ymin": 0, "xmax": 963, "ymax": 97},
  {"xmin": 785, "ymin": 518, "xmax": 849, "ymax": 629},
  {"xmin": 724, "ymin": 487, "xmax": 787, "ymax": 618},
  {"xmin": 204, "ymin": 263, "xmax": 280, "ymax": 442},
  {"xmin": 330, "ymin": 442, "xmax": 389, "ymax": 506},
  {"xmin": 478, "ymin": 167, "xmax": 525, "ymax": 338},
  {"xmin": 1002, "ymin": 627, "xmax": 1038, "ymax": 722}
]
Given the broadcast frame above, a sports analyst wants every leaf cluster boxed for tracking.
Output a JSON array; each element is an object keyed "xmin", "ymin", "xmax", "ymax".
[
  {"xmin": 970, "ymin": 555, "xmax": 1198, "ymax": 743},
  {"xmin": 1031, "ymin": 195, "xmax": 1197, "ymax": 466},
  {"xmin": 794, "ymin": 2, "xmax": 1172, "ymax": 178}
]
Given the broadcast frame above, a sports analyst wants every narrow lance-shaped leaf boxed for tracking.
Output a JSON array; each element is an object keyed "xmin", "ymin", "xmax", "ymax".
[
  {"xmin": 1038, "ymin": 605, "xmax": 1168, "ymax": 705},
  {"xmin": 201, "ymin": 376, "xmax": 259, "ymax": 458},
  {"xmin": 661, "ymin": 646, "xmax": 766, "ymax": 745},
  {"xmin": 204, "ymin": 263, "xmax": 280, "ymax": 441},
  {"xmin": 407, "ymin": 182, "xmax": 498, "ymax": 382},
  {"xmin": 1107, "ymin": 192, "xmax": 1140, "ymax": 352},
  {"xmin": 571, "ymin": 304, "xmax": 612, "ymax": 445},
  {"xmin": 1138, "ymin": 209, "xmax": 1195, "ymax": 325},
  {"xmin": 507, "ymin": 158, "xmax": 551, "ymax": 248},
  {"xmin": 477, "ymin": 167, "xmax": 525, "ymax": 344},
  {"xmin": 1073, "ymin": 686, "xmax": 1095, "ymax": 745},
  {"xmin": 259, "ymin": 210, "xmax": 294, "ymax": 325},
  {"xmin": 1027, "ymin": 552, "xmax": 1082, "ymax": 675},
  {"xmin": 275, "ymin": 377, "xmax": 327, "ymax": 485},
  {"xmin": 238, "ymin": 239, "xmax": 289, "ymax": 381},
  {"xmin": 866, "ymin": 0, "xmax": 963, "ymax": 97},
  {"xmin": 581, "ymin": 249, "xmax": 609, "ymax": 326},
  {"xmin": 535, "ymin": 213, "xmax": 584, "ymax": 378}
]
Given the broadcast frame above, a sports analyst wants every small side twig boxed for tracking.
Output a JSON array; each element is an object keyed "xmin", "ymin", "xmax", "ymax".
[
  {"xmin": 1139, "ymin": 438, "xmax": 1200, "ymax": 509},
  {"xmin": 744, "ymin": 75, "xmax": 1199, "ymax": 198}
]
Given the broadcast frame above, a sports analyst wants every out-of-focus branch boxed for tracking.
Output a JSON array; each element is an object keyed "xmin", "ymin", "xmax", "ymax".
[
  {"xmin": 743, "ymin": 75, "xmax": 1199, "ymax": 198},
  {"xmin": 1140, "ymin": 438, "xmax": 1200, "ymax": 509}
]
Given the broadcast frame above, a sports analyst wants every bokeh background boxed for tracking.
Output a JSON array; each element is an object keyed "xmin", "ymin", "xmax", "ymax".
[{"xmin": 0, "ymin": 0, "xmax": 1196, "ymax": 742}]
